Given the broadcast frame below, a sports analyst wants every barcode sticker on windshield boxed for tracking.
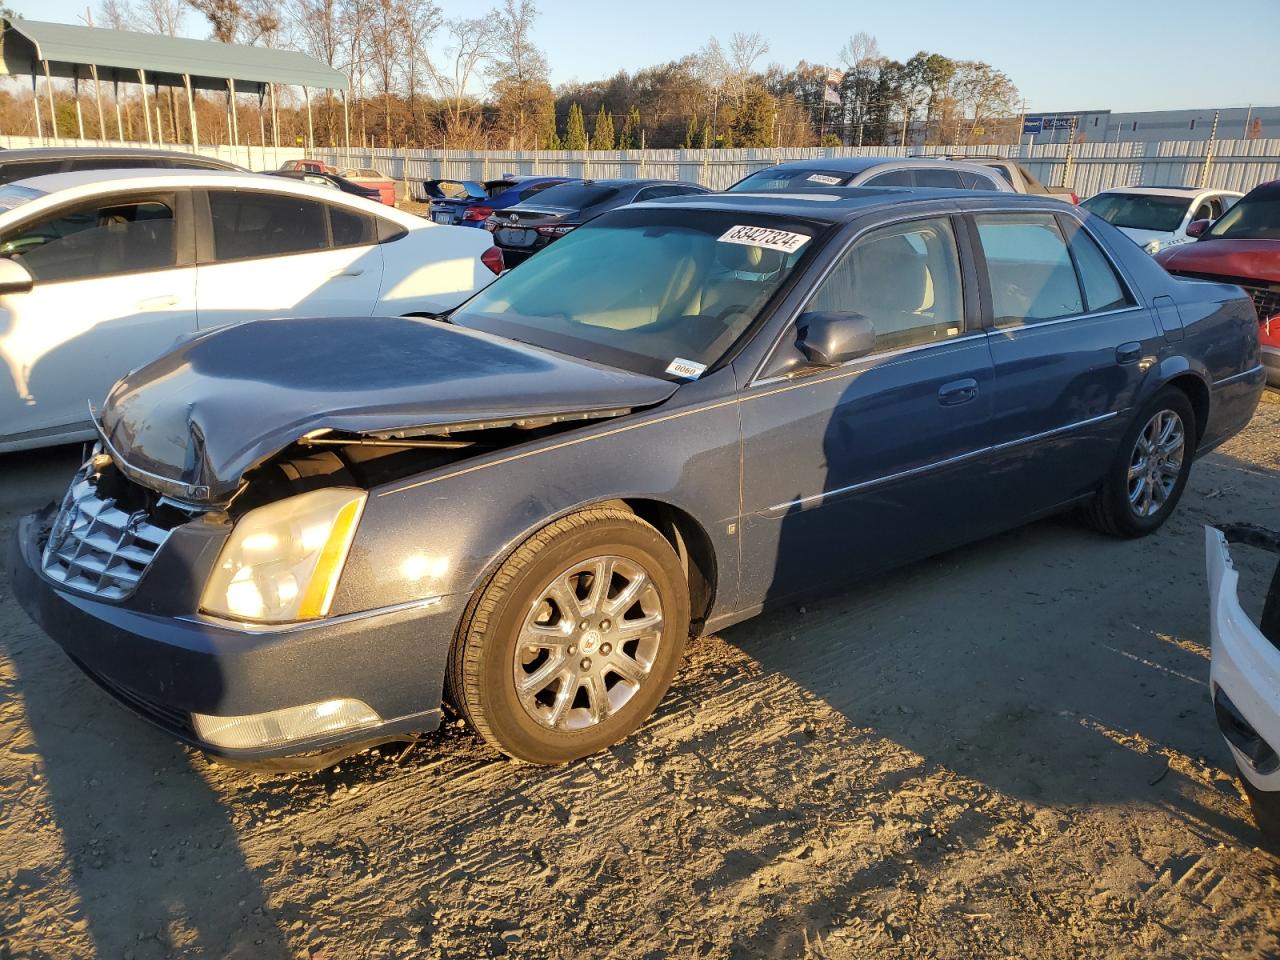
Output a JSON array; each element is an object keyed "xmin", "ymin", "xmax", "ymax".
[
  {"xmin": 718, "ymin": 225, "xmax": 811, "ymax": 254},
  {"xmin": 806, "ymin": 173, "xmax": 843, "ymax": 185},
  {"xmin": 666, "ymin": 357, "xmax": 707, "ymax": 380}
]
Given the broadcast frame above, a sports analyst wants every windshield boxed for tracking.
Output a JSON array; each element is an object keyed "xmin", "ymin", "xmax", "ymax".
[
  {"xmin": 1206, "ymin": 184, "xmax": 1280, "ymax": 241},
  {"xmin": 433, "ymin": 180, "xmax": 486, "ymax": 200},
  {"xmin": 0, "ymin": 184, "xmax": 46, "ymax": 212},
  {"xmin": 1080, "ymin": 193, "xmax": 1189, "ymax": 233},
  {"xmin": 729, "ymin": 168, "xmax": 856, "ymax": 192},
  {"xmin": 451, "ymin": 208, "xmax": 823, "ymax": 378},
  {"xmin": 518, "ymin": 181, "xmax": 621, "ymax": 209}
]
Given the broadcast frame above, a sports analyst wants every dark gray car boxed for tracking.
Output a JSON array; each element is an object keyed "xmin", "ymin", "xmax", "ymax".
[{"xmin": 0, "ymin": 147, "xmax": 244, "ymax": 185}]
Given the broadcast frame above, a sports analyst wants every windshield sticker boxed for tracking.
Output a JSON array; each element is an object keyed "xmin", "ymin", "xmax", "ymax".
[
  {"xmin": 665, "ymin": 357, "xmax": 707, "ymax": 380},
  {"xmin": 718, "ymin": 225, "xmax": 811, "ymax": 254},
  {"xmin": 805, "ymin": 173, "xmax": 843, "ymax": 185}
]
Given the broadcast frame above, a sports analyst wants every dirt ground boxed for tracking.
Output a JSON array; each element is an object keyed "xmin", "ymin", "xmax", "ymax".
[{"xmin": 2, "ymin": 397, "xmax": 1280, "ymax": 960}]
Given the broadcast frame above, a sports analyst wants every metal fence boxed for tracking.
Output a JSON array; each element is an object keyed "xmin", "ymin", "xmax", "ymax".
[{"xmin": 4, "ymin": 134, "xmax": 1279, "ymax": 200}]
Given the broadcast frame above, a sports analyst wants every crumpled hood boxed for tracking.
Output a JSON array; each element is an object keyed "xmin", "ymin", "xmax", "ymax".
[
  {"xmin": 98, "ymin": 315, "xmax": 678, "ymax": 503},
  {"xmin": 1156, "ymin": 238, "xmax": 1280, "ymax": 282}
]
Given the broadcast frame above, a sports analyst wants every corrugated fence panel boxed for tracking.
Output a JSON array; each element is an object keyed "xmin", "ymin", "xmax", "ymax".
[{"xmin": 3, "ymin": 134, "xmax": 1278, "ymax": 198}]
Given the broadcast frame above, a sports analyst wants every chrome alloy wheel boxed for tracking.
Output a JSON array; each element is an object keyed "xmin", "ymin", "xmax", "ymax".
[
  {"xmin": 1127, "ymin": 409, "xmax": 1186, "ymax": 518},
  {"xmin": 514, "ymin": 555, "xmax": 665, "ymax": 731}
]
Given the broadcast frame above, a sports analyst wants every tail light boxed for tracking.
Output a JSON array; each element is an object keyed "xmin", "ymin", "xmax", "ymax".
[
  {"xmin": 1070, "ymin": 192, "xmax": 1080, "ymax": 204},
  {"xmin": 535, "ymin": 223, "xmax": 579, "ymax": 237},
  {"xmin": 463, "ymin": 206, "xmax": 493, "ymax": 222},
  {"xmin": 481, "ymin": 246, "xmax": 505, "ymax": 275}
]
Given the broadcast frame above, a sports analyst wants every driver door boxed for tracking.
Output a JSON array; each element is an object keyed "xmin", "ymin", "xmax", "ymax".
[
  {"xmin": 736, "ymin": 214, "xmax": 995, "ymax": 605},
  {"xmin": 0, "ymin": 190, "xmax": 196, "ymax": 446}
]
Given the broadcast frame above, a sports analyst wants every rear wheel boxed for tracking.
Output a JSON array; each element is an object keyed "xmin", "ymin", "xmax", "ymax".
[
  {"xmin": 1235, "ymin": 761, "xmax": 1280, "ymax": 849},
  {"xmin": 1085, "ymin": 388, "xmax": 1196, "ymax": 538},
  {"xmin": 447, "ymin": 508, "xmax": 689, "ymax": 764}
]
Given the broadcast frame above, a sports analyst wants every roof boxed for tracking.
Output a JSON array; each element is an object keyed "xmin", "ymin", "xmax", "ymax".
[
  {"xmin": 0, "ymin": 167, "xmax": 421, "ymax": 223},
  {"xmin": 1090, "ymin": 186, "xmax": 1242, "ymax": 198},
  {"xmin": 0, "ymin": 146, "xmax": 241, "ymax": 166},
  {"xmin": 641, "ymin": 186, "xmax": 1066, "ymax": 223},
  {"xmin": 0, "ymin": 18, "xmax": 348, "ymax": 93},
  {"xmin": 755, "ymin": 156, "xmax": 1005, "ymax": 175}
]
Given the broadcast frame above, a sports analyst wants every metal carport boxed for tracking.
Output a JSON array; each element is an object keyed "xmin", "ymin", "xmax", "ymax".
[{"xmin": 0, "ymin": 17, "xmax": 350, "ymax": 150}]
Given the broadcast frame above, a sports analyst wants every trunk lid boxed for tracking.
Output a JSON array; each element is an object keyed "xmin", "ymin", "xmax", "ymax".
[{"xmin": 98, "ymin": 315, "xmax": 678, "ymax": 503}]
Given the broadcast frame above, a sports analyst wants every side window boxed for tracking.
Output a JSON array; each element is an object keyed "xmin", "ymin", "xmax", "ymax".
[
  {"xmin": 1208, "ymin": 198, "xmax": 1224, "ymax": 220},
  {"xmin": 960, "ymin": 171, "xmax": 1001, "ymax": 191},
  {"xmin": 519, "ymin": 181, "xmax": 561, "ymax": 200},
  {"xmin": 975, "ymin": 213, "xmax": 1083, "ymax": 325},
  {"xmin": 208, "ymin": 190, "xmax": 329, "ymax": 261},
  {"xmin": 808, "ymin": 216, "xmax": 965, "ymax": 352},
  {"xmin": 0, "ymin": 160, "xmax": 63, "ymax": 184},
  {"xmin": 991, "ymin": 165, "xmax": 1018, "ymax": 187},
  {"xmin": 1059, "ymin": 218, "xmax": 1133, "ymax": 314},
  {"xmin": 1192, "ymin": 201, "xmax": 1213, "ymax": 222},
  {"xmin": 635, "ymin": 185, "xmax": 678, "ymax": 201},
  {"xmin": 0, "ymin": 197, "xmax": 176, "ymax": 282},
  {"xmin": 330, "ymin": 205, "xmax": 376, "ymax": 247},
  {"xmin": 913, "ymin": 168, "xmax": 965, "ymax": 189},
  {"xmin": 68, "ymin": 157, "xmax": 164, "ymax": 172},
  {"xmin": 862, "ymin": 169, "xmax": 914, "ymax": 187}
]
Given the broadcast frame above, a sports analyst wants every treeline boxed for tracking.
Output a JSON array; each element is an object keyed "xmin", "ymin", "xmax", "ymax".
[{"xmin": 1, "ymin": 0, "xmax": 1024, "ymax": 149}]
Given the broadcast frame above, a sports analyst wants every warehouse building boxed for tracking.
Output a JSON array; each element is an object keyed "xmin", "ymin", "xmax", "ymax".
[{"xmin": 1024, "ymin": 105, "xmax": 1278, "ymax": 143}]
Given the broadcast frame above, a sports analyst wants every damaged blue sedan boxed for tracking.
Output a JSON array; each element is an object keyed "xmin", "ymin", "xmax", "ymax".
[{"xmin": 10, "ymin": 188, "xmax": 1265, "ymax": 766}]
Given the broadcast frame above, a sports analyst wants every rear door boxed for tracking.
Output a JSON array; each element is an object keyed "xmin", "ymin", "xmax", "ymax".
[
  {"xmin": 969, "ymin": 209, "xmax": 1162, "ymax": 523},
  {"xmin": 194, "ymin": 189, "xmax": 384, "ymax": 327},
  {"xmin": 0, "ymin": 190, "xmax": 196, "ymax": 442}
]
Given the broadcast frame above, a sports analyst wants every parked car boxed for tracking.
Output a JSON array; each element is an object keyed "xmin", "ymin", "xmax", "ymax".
[
  {"xmin": 927, "ymin": 155, "xmax": 1078, "ymax": 203},
  {"xmin": 422, "ymin": 175, "xmax": 574, "ymax": 227},
  {"xmin": 0, "ymin": 147, "xmax": 244, "ymax": 185},
  {"xmin": 1081, "ymin": 186, "xmax": 1242, "ymax": 255},
  {"xmin": 278, "ymin": 159, "xmax": 332, "ymax": 174},
  {"xmin": 268, "ymin": 169, "xmax": 383, "ymax": 203},
  {"xmin": 1156, "ymin": 179, "xmax": 1280, "ymax": 384},
  {"xmin": 488, "ymin": 178, "xmax": 711, "ymax": 264},
  {"xmin": 727, "ymin": 157, "xmax": 1013, "ymax": 193},
  {"xmin": 0, "ymin": 168, "xmax": 503, "ymax": 452},
  {"xmin": 1205, "ymin": 524, "xmax": 1280, "ymax": 846},
  {"xmin": 340, "ymin": 167, "xmax": 397, "ymax": 207},
  {"xmin": 11, "ymin": 189, "xmax": 1263, "ymax": 768}
]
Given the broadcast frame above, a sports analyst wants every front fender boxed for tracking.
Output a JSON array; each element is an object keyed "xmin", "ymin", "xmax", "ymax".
[{"xmin": 329, "ymin": 386, "xmax": 743, "ymax": 619}]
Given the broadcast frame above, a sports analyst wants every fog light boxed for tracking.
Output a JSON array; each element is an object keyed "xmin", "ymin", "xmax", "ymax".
[{"xmin": 191, "ymin": 698, "xmax": 381, "ymax": 750}]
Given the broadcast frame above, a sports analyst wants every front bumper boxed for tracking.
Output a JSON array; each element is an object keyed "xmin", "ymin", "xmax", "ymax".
[
  {"xmin": 1262, "ymin": 344, "xmax": 1279, "ymax": 386},
  {"xmin": 9, "ymin": 508, "xmax": 464, "ymax": 759},
  {"xmin": 1205, "ymin": 525, "xmax": 1280, "ymax": 793}
]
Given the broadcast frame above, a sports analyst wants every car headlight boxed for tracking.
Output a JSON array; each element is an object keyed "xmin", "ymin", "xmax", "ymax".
[
  {"xmin": 201, "ymin": 487, "xmax": 366, "ymax": 623},
  {"xmin": 1142, "ymin": 238, "xmax": 1162, "ymax": 255}
]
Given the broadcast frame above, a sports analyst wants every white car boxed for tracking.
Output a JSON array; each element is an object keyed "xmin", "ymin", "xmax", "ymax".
[
  {"xmin": 0, "ymin": 169, "xmax": 502, "ymax": 452},
  {"xmin": 1080, "ymin": 186, "xmax": 1242, "ymax": 255},
  {"xmin": 1206, "ymin": 525, "xmax": 1280, "ymax": 845}
]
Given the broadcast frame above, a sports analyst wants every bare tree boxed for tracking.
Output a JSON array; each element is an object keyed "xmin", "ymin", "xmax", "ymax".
[
  {"xmin": 137, "ymin": 0, "xmax": 185, "ymax": 34},
  {"xmin": 401, "ymin": 0, "xmax": 442, "ymax": 145},
  {"xmin": 367, "ymin": 0, "xmax": 407, "ymax": 146},
  {"xmin": 726, "ymin": 31, "xmax": 768, "ymax": 101},
  {"xmin": 93, "ymin": 0, "xmax": 136, "ymax": 29},
  {"xmin": 489, "ymin": 0, "xmax": 549, "ymax": 148},
  {"xmin": 431, "ymin": 15, "xmax": 497, "ymax": 142}
]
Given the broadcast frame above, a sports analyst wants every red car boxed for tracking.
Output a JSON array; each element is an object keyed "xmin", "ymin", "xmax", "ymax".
[{"xmin": 1157, "ymin": 180, "xmax": 1280, "ymax": 385}]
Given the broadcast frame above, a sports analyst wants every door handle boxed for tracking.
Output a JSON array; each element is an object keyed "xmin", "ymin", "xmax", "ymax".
[
  {"xmin": 329, "ymin": 268, "xmax": 365, "ymax": 278},
  {"xmin": 137, "ymin": 294, "xmax": 180, "ymax": 310},
  {"xmin": 938, "ymin": 378, "xmax": 979, "ymax": 406},
  {"xmin": 1116, "ymin": 342, "xmax": 1142, "ymax": 365}
]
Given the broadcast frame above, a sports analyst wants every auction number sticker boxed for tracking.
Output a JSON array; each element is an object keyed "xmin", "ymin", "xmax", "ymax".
[
  {"xmin": 805, "ymin": 173, "xmax": 843, "ymax": 185},
  {"xmin": 717, "ymin": 225, "xmax": 811, "ymax": 254},
  {"xmin": 665, "ymin": 357, "xmax": 708, "ymax": 380}
]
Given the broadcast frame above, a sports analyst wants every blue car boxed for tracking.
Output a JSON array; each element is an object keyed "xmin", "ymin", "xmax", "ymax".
[
  {"xmin": 12, "ymin": 188, "xmax": 1265, "ymax": 768},
  {"xmin": 422, "ymin": 175, "xmax": 575, "ymax": 227}
]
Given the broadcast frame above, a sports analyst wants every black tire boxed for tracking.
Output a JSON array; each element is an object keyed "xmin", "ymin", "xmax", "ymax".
[
  {"xmin": 1085, "ymin": 387, "xmax": 1197, "ymax": 538},
  {"xmin": 1236, "ymin": 761, "xmax": 1280, "ymax": 851},
  {"xmin": 446, "ymin": 507, "xmax": 690, "ymax": 765}
]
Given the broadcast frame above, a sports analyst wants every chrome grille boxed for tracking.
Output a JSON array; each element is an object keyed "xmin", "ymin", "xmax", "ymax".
[
  {"xmin": 1169, "ymin": 270, "xmax": 1280, "ymax": 320},
  {"xmin": 41, "ymin": 466, "xmax": 171, "ymax": 600}
]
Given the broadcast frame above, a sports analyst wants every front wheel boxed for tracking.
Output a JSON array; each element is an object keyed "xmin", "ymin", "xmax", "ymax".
[
  {"xmin": 1085, "ymin": 387, "xmax": 1197, "ymax": 538},
  {"xmin": 447, "ymin": 508, "xmax": 690, "ymax": 764}
]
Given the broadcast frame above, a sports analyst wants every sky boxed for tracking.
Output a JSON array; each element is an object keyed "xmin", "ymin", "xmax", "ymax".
[{"xmin": 12, "ymin": 0, "xmax": 1280, "ymax": 114}]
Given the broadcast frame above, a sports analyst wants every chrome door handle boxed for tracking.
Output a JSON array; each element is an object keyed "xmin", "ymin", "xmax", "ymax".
[
  {"xmin": 938, "ymin": 378, "xmax": 979, "ymax": 406},
  {"xmin": 137, "ymin": 295, "xmax": 180, "ymax": 309}
]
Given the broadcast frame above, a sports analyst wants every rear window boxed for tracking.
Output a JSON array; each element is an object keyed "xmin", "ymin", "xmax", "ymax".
[
  {"xmin": 729, "ymin": 168, "xmax": 855, "ymax": 192},
  {"xmin": 432, "ymin": 180, "xmax": 485, "ymax": 200},
  {"xmin": 0, "ymin": 160, "xmax": 63, "ymax": 185},
  {"xmin": 523, "ymin": 181, "xmax": 622, "ymax": 208}
]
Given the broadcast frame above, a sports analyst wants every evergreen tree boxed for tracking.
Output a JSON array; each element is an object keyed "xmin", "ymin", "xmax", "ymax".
[
  {"xmin": 540, "ymin": 109, "xmax": 562, "ymax": 149},
  {"xmin": 617, "ymin": 105, "xmax": 642, "ymax": 149},
  {"xmin": 684, "ymin": 115, "xmax": 699, "ymax": 149},
  {"xmin": 592, "ymin": 104, "xmax": 615, "ymax": 150},
  {"xmin": 564, "ymin": 103, "xmax": 588, "ymax": 150},
  {"xmin": 698, "ymin": 118, "xmax": 712, "ymax": 149}
]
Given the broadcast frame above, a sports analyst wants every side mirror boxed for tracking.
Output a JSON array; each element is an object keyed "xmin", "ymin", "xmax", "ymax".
[
  {"xmin": 796, "ymin": 311, "xmax": 875, "ymax": 367},
  {"xmin": 1186, "ymin": 219, "xmax": 1211, "ymax": 239},
  {"xmin": 0, "ymin": 258, "xmax": 33, "ymax": 295}
]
